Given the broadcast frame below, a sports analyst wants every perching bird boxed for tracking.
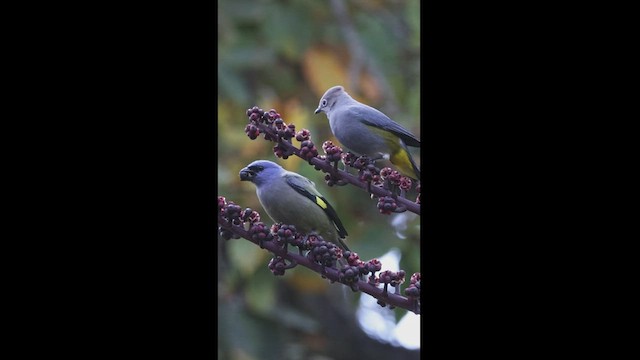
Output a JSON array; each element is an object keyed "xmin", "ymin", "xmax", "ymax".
[
  {"xmin": 239, "ymin": 160, "xmax": 350, "ymax": 251},
  {"xmin": 315, "ymin": 85, "xmax": 421, "ymax": 180}
]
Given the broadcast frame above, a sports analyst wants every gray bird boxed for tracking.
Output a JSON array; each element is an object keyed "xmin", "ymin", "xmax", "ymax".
[
  {"xmin": 315, "ymin": 85, "xmax": 420, "ymax": 180},
  {"xmin": 239, "ymin": 160, "xmax": 350, "ymax": 251}
]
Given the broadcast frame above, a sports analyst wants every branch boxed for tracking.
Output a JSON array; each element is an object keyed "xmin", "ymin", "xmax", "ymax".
[
  {"xmin": 218, "ymin": 197, "xmax": 421, "ymax": 314},
  {"xmin": 245, "ymin": 107, "xmax": 421, "ymax": 215}
]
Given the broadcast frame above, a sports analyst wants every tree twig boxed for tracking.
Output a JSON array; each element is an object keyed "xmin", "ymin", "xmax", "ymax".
[
  {"xmin": 218, "ymin": 213, "xmax": 420, "ymax": 314},
  {"xmin": 254, "ymin": 120, "xmax": 421, "ymax": 215}
]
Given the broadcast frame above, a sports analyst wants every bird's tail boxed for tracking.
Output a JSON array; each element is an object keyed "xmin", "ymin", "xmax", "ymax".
[{"xmin": 391, "ymin": 140, "xmax": 420, "ymax": 180}]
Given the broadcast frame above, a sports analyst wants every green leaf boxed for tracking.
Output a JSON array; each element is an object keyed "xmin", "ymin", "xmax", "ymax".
[{"xmin": 227, "ymin": 238, "xmax": 267, "ymax": 276}]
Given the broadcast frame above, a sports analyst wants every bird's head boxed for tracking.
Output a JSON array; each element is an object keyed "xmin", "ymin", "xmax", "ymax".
[
  {"xmin": 239, "ymin": 160, "xmax": 284, "ymax": 186},
  {"xmin": 314, "ymin": 85, "xmax": 347, "ymax": 115}
]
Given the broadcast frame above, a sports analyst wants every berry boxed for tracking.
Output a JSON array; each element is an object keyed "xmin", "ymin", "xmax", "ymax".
[
  {"xmin": 244, "ymin": 123, "xmax": 260, "ymax": 140},
  {"xmin": 261, "ymin": 109, "xmax": 279, "ymax": 124},
  {"xmin": 268, "ymin": 256, "xmax": 287, "ymax": 276},
  {"xmin": 299, "ymin": 140, "xmax": 318, "ymax": 161},
  {"xmin": 342, "ymin": 152, "xmax": 357, "ymax": 167},
  {"xmin": 283, "ymin": 124, "xmax": 296, "ymax": 140},
  {"xmin": 346, "ymin": 252, "xmax": 361, "ymax": 266},
  {"xmin": 218, "ymin": 227, "xmax": 236, "ymax": 240},
  {"xmin": 275, "ymin": 224, "xmax": 297, "ymax": 245},
  {"xmin": 352, "ymin": 156, "xmax": 370, "ymax": 170},
  {"xmin": 240, "ymin": 208, "xmax": 260, "ymax": 224},
  {"xmin": 322, "ymin": 140, "xmax": 343, "ymax": 162},
  {"xmin": 380, "ymin": 167, "xmax": 393, "ymax": 178},
  {"xmin": 295, "ymin": 129, "xmax": 311, "ymax": 142},
  {"xmin": 221, "ymin": 201, "xmax": 242, "ymax": 223},
  {"xmin": 273, "ymin": 143, "xmax": 289, "ymax": 159},
  {"xmin": 248, "ymin": 222, "xmax": 272, "ymax": 246},
  {"xmin": 411, "ymin": 272, "xmax": 421, "ymax": 284},
  {"xmin": 367, "ymin": 258, "xmax": 382, "ymax": 272},
  {"xmin": 377, "ymin": 196, "xmax": 397, "ymax": 214},
  {"xmin": 305, "ymin": 235, "xmax": 342, "ymax": 267},
  {"xmin": 388, "ymin": 170, "xmax": 402, "ymax": 185},
  {"xmin": 399, "ymin": 177, "xmax": 412, "ymax": 191},
  {"xmin": 324, "ymin": 173, "xmax": 335, "ymax": 187},
  {"xmin": 371, "ymin": 174, "xmax": 383, "ymax": 186}
]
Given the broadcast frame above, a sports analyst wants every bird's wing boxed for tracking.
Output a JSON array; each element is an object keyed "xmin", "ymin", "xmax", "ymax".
[
  {"xmin": 284, "ymin": 173, "xmax": 348, "ymax": 238},
  {"xmin": 348, "ymin": 105, "xmax": 421, "ymax": 147}
]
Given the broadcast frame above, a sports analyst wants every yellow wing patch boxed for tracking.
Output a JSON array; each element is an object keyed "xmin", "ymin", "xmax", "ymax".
[{"xmin": 315, "ymin": 196, "xmax": 328, "ymax": 209}]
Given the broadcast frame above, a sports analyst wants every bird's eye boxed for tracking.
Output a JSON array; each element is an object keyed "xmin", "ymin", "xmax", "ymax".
[
  {"xmin": 321, "ymin": 99, "xmax": 327, "ymax": 107},
  {"xmin": 249, "ymin": 165, "xmax": 264, "ymax": 172}
]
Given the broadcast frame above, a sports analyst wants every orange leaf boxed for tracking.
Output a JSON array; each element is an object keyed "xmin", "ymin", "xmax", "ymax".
[{"xmin": 302, "ymin": 46, "xmax": 348, "ymax": 97}]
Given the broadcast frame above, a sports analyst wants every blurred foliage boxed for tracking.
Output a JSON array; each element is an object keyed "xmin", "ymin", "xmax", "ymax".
[{"xmin": 218, "ymin": 0, "xmax": 421, "ymax": 358}]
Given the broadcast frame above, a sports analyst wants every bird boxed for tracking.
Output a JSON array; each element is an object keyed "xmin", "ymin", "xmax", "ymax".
[
  {"xmin": 239, "ymin": 160, "xmax": 350, "ymax": 251},
  {"xmin": 315, "ymin": 85, "xmax": 420, "ymax": 180}
]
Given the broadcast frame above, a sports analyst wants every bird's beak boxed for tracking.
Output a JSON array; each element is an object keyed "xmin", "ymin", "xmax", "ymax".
[
  {"xmin": 239, "ymin": 168, "xmax": 254, "ymax": 181},
  {"xmin": 314, "ymin": 107, "xmax": 321, "ymax": 114}
]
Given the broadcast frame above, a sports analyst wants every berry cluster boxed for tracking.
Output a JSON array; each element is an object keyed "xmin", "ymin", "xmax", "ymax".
[
  {"xmin": 348, "ymin": 155, "xmax": 381, "ymax": 183},
  {"xmin": 338, "ymin": 252, "xmax": 384, "ymax": 291},
  {"xmin": 245, "ymin": 106, "xmax": 321, "ymax": 163},
  {"xmin": 345, "ymin": 252, "xmax": 382, "ymax": 274},
  {"xmin": 218, "ymin": 196, "xmax": 227, "ymax": 211},
  {"xmin": 268, "ymin": 256, "xmax": 287, "ymax": 276},
  {"xmin": 378, "ymin": 269, "xmax": 406, "ymax": 287},
  {"xmin": 270, "ymin": 223, "xmax": 299, "ymax": 247},
  {"xmin": 351, "ymin": 155, "xmax": 372, "ymax": 170},
  {"xmin": 304, "ymin": 234, "xmax": 343, "ymax": 268},
  {"xmin": 404, "ymin": 272, "xmax": 421, "ymax": 298},
  {"xmin": 322, "ymin": 140, "xmax": 343, "ymax": 162},
  {"xmin": 399, "ymin": 177, "xmax": 412, "ymax": 191},
  {"xmin": 248, "ymin": 222, "xmax": 272, "ymax": 248},
  {"xmin": 245, "ymin": 107, "xmax": 286, "ymax": 140},
  {"xmin": 219, "ymin": 197, "xmax": 264, "ymax": 238},
  {"xmin": 273, "ymin": 143, "xmax": 291, "ymax": 159},
  {"xmin": 273, "ymin": 118, "xmax": 296, "ymax": 140},
  {"xmin": 240, "ymin": 208, "xmax": 261, "ymax": 224},
  {"xmin": 380, "ymin": 167, "xmax": 412, "ymax": 192},
  {"xmin": 265, "ymin": 117, "xmax": 296, "ymax": 160},
  {"xmin": 219, "ymin": 198, "xmax": 243, "ymax": 226},
  {"xmin": 338, "ymin": 265, "xmax": 362, "ymax": 291},
  {"xmin": 218, "ymin": 196, "xmax": 241, "ymax": 239},
  {"xmin": 245, "ymin": 106, "xmax": 281, "ymax": 124},
  {"xmin": 377, "ymin": 196, "xmax": 397, "ymax": 214},
  {"xmin": 341, "ymin": 152, "xmax": 358, "ymax": 167},
  {"xmin": 375, "ymin": 269, "xmax": 407, "ymax": 309},
  {"xmin": 364, "ymin": 258, "xmax": 383, "ymax": 275},
  {"xmin": 246, "ymin": 106, "xmax": 263, "ymax": 122},
  {"xmin": 263, "ymin": 109, "xmax": 280, "ymax": 124},
  {"xmin": 299, "ymin": 139, "xmax": 318, "ymax": 161},
  {"xmin": 380, "ymin": 167, "xmax": 402, "ymax": 185},
  {"xmin": 244, "ymin": 123, "xmax": 260, "ymax": 140},
  {"xmin": 295, "ymin": 129, "xmax": 310, "ymax": 141},
  {"xmin": 245, "ymin": 107, "xmax": 265, "ymax": 139}
]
